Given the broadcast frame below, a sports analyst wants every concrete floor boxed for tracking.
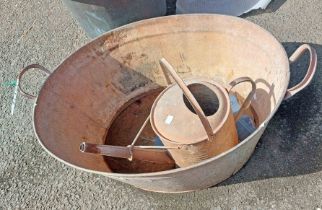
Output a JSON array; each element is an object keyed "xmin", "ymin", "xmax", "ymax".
[{"xmin": 1, "ymin": 0, "xmax": 322, "ymax": 209}]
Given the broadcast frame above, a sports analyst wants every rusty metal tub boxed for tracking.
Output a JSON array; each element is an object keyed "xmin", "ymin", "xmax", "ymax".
[{"xmin": 19, "ymin": 15, "xmax": 317, "ymax": 193}]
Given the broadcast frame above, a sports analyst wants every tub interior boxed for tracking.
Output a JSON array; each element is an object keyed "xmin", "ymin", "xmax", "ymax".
[{"xmin": 34, "ymin": 15, "xmax": 289, "ymax": 173}]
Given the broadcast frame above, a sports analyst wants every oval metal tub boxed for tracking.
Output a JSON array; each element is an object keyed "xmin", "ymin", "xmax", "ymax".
[{"xmin": 19, "ymin": 15, "xmax": 317, "ymax": 193}]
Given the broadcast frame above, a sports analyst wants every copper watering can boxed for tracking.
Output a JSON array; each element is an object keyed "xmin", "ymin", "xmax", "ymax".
[
  {"xmin": 149, "ymin": 58, "xmax": 256, "ymax": 167},
  {"xmin": 81, "ymin": 58, "xmax": 256, "ymax": 168}
]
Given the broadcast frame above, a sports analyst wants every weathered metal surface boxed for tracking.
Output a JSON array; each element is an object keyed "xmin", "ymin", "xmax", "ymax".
[{"xmin": 19, "ymin": 15, "xmax": 317, "ymax": 192}]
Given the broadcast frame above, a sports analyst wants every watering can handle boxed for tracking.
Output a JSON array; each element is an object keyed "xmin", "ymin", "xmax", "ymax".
[
  {"xmin": 159, "ymin": 58, "xmax": 214, "ymax": 139},
  {"xmin": 227, "ymin": 77, "xmax": 256, "ymax": 121},
  {"xmin": 284, "ymin": 44, "xmax": 317, "ymax": 100},
  {"xmin": 18, "ymin": 64, "xmax": 51, "ymax": 99}
]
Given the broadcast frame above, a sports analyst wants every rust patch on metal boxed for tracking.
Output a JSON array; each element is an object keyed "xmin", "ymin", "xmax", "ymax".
[
  {"xmin": 112, "ymin": 69, "xmax": 152, "ymax": 94},
  {"xmin": 104, "ymin": 31, "xmax": 128, "ymax": 51},
  {"xmin": 121, "ymin": 52, "xmax": 135, "ymax": 66}
]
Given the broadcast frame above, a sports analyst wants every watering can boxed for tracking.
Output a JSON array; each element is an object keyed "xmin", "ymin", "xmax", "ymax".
[{"xmin": 150, "ymin": 59, "xmax": 256, "ymax": 167}]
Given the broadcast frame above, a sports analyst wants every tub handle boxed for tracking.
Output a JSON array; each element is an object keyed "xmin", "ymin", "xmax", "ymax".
[
  {"xmin": 227, "ymin": 77, "xmax": 256, "ymax": 121},
  {"xmin": 18, "ymin": 64, "xmax": 51, "ymax": 99},
  {"xmin": 159, "ymin": 58, "xmax": 214, "ymax": 140},
  {"xmin": 284, "ymin": 44, "xmax": 317, "ymax": 100}
]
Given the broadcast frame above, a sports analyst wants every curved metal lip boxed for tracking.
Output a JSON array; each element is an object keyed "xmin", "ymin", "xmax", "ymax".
[
  {"xmin": 32, "ymin": 14, "xmax": 290, "ymax": 178},
  {"xmin": 150, "ymin": 79, "xmax": 230, "ymax": 145}
]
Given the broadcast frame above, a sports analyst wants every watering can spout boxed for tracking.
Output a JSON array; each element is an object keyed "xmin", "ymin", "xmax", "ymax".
[
  {"xmin": 80, "ymin": 142, "xmax": 133, "ymax": 159},
  {"xmin": 80, "ymin": 142, "xmax": 175, "ymax": 167},
  {"xmin": 80, "ymin": 142, "xmax": 95, "ymax": 153}
]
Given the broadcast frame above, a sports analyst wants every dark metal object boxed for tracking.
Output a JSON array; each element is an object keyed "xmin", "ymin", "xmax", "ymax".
[
  {"xmin": 62, "ymin": 0, "xmax": 167, "ymax": 38},
  {"xmin": 166, "ymin": 0, "xmax": 177, "ymax": 15}
]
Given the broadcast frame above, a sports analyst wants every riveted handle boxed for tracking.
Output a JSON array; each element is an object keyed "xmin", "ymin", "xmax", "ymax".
[
  {"xmin": 18, "ymin": 64, "xmax": 51, "ymax": 99},
  {"xmin": 284, "ymin": 44, "xmax": 317, "ymax": 100},
  {"xmin": 228, "ymin": 77, "xmax": 256, "ymax": 121},
  {"xmin": 159, "ymin": 58, "xmax": 214, "ymax": 139}
]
